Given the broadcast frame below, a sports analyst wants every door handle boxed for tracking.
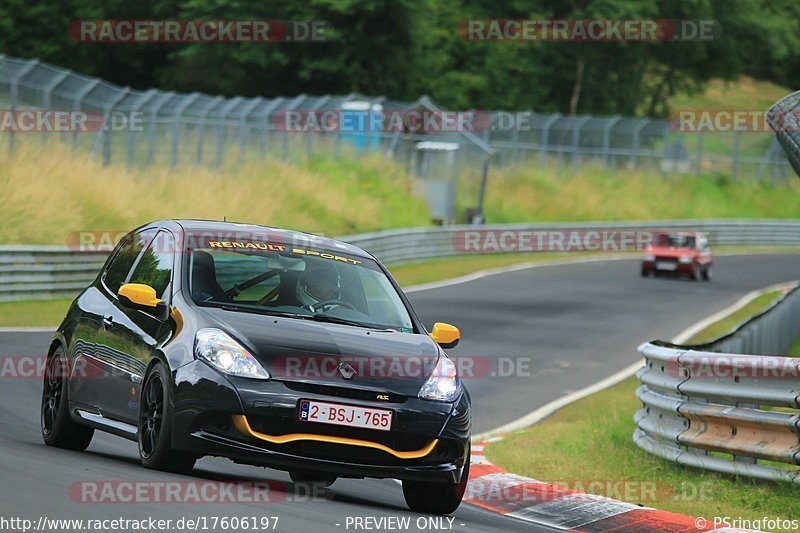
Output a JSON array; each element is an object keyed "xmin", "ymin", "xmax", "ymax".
[{"xmin": 101, "ymin": 316, "xmax": 113, "ymax": 329}]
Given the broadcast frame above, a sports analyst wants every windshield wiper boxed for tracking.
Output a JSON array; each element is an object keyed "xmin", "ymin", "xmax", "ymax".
[
  {"xmin": 209, "ymin": 303, "xmax": 300, "ymax": 319},
  {"xmin": 203, "ymin": 302, "xmax": 380, "ymax": 329},
  {"xmin": 303, "ymin": 314, "xmax": 374, "ymax": 328}
]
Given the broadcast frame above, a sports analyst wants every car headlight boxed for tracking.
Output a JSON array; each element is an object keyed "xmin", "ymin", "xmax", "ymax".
[
  {"xmin": 679, "ymin": 256, "xmax": 693, "ymax": 264},
  {"xmin": 644, "ymin": 254, "xmax": 655, "ymax": 262},
  {"xmin": 419, "ymin": 356, "xmax": 460, "ymax": 402},
  {"xmin": 194, "ymin": 328, "xmax": 270, "ymax": 379}
]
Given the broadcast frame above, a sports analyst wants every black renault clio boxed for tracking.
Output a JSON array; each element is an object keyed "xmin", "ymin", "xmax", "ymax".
[{"xmin": 41, "ymin": 220, "xmax": 470, "ymax": 514}]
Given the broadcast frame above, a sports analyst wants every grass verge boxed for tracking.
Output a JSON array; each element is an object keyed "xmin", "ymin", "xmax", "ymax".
[
  {"xmin": 0, "ymin": 298, "xmax": 73, "ymax": 328},
  {"xmin": 484, "ymin": 288, "xmax": 800, "ymax": 526},
  {"xmin": 789, "ymin": 336, "xmax": 800, "ymax": 357},
  {"xmin": 685, "ymin": 288, "xmax": 786, "ymax": 344},
  {"xmin": 482, "ymin": 163, "xmax": 800, "ymax": 224}
]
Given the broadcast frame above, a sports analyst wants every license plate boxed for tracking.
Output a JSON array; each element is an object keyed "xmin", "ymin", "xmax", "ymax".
[
  {"xmin": 298, "ymin": 400, "xmax": 393, "ymax": 431},
  {"xmin": 655, "ymin": 261, "xmax": 677, "ymax": 271}
]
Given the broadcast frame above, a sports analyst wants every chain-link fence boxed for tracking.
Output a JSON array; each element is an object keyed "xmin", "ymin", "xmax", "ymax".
[{"xmin": 0, "ymin": 55, "xmax": 794, "ymax": 216}]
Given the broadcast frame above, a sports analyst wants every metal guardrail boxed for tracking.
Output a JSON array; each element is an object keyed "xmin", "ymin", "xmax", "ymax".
[
  {"xmin": 2, "ymin": 219, "xmax": 800, "ymax": 302},
  {"xmin": 342, "ymin": 219, "xmax": 800, "ymax": 265},
  {"xmin": 0, "ymin": 246, "xmax": 109, "ymax": 301},
  {"xmin": 634, "ymin": 283, "xmax": 800, "ymax": 484}
]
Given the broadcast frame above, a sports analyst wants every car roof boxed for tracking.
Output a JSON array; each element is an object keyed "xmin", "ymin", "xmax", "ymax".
[{"xmin": 164, "ymin": 219, "xmax": 372, "ymax": 259}]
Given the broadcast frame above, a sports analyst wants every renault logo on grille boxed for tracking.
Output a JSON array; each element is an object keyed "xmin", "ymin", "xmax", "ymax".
[{"xmin": 337, "ymin": 362, "xmax": 357, "ymax": 380}]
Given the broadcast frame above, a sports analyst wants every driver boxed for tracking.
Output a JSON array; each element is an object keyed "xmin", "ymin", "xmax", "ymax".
[{"xmin": 297, "ymin": 265, "xmax": 343, "ymax": 309}]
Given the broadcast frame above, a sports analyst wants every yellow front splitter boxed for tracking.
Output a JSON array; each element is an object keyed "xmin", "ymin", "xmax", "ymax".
[{"xmin": 232, "ymin": 415, "xmax": 438, "ymax": 460}]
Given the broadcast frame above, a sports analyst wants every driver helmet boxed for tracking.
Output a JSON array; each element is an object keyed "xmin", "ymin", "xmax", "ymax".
[{"xmin": 298, "ymin": 265, "xmax": 342, "ymax": 307}]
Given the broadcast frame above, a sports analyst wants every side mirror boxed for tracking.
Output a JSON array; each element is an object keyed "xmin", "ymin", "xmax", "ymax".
[
  {"xmin": 430, "ymin": 322, "xmax": 460, "ymax": 349},
  {"xmin": 118, "ymin": 283, "xmax": 161, "ymax": 309}
]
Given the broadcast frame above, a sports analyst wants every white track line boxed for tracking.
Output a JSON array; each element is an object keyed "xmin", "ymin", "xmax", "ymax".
[
  {"xmin": 404, "ymin": 254, "xmax": 632, "ymax": 293},
  {"xmin": 472, "ymin": 280, "xmax": 798, "ymax": 442}
]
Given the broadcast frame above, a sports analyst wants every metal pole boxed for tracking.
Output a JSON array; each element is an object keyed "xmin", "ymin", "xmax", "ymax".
[
  {"xmin": 8, "ymin": 59, "xmax": 38, "ymax": 155},
  {"xmin": 481, "ymin": 112, "xmax": 493, "ymax": 163},
  {"xmin": 306, "ymin": 95, "xmax": 331, "ymax": 160},
  {"xmin": 282, "ymin": 94, "xmax": 306, "ymax": 161},
  {"xmin": 170, "ymin": 92, "xmax": 200, "ymax": 169},
  {"xmin": 71, "ymin": 79, "xmax": 101, "ymax": 152},
  {"xmin": 572, "ymin": 116, "xmax": 591, "ymax": 166},
  {"xmin": 602, "ymin": 115, "xmax": 622, "ymax": 165},
  {"xmin": 539, "ymin": 114, "xmax": 560, "ymax": 167},
  {"xmin": 631, "ymin": 119, "xmax": 649, "ymax": 168},
  {"xmin": 237, "ymin": 97, "xmax": 263, "ymax": 165},
  {"xmin": 475, "ymin": 156, "xmax": 491, "ymax": 221},
  {"xmin": 255, "ymin": 97, "xmax": 284, "ymax": 160},
  {"xmin": 91, "ymin": 87, "xmax": 129, "ymax": 166},
  {"xmin": 41, "ymin": 69, "xmax": 70, "ymax": 146},
  {"xmin": 510, "ymin": 117, "xmax": 520, "ymax": 165},
  {"xmin": 126, "ymin": 90, "xmax": 158, "ymax": 168},
  {"xmin": 366, "ymin": 96, "xmax": 386, "ymax": 156},
  {"xmin": 146, "ymin": 93, "xmax": 175, "ymax": 166},
  {"xmin": 215, "ymin": 97, "xmax": 243, "ymax": 168},
  {"xmin": 335, "ymin": 93, "xmax": 357, "ymax": 159},
  {"xmin": 694, "ymin": 131, "xmax": 704, "ymax": 175},
  {"xmin": 195, "ymin": 96, "xmax": 223, "ymax": 165}
]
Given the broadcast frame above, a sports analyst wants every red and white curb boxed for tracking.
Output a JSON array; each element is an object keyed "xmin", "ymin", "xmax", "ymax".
[{"xmin": 466, "ymin": 437, "xmax": 749, "ymax": 532}]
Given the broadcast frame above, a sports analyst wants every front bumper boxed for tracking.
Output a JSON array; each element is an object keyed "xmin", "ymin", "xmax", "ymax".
[
  {"xmin": 171, "ymin": 361, "xmax": 471, "ymax": 483},
  {"xmin": 642, "ymin": 259, "xmax": 698, "ymax": 275}
]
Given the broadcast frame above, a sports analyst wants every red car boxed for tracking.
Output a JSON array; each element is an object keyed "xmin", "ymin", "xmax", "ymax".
[{"xmin": 641, "ymin": 231, "xmax": 713, "ymax": 280}]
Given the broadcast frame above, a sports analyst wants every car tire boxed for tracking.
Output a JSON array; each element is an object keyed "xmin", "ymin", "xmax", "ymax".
[
  {"xmin": 402, "ymin": 449, "xmax": 470, "ymax": 515},
  {"xmin": 138, "ymin": 363, "xmax": 196, "ymax": 474},
  {"xmin": 289, "ymin": 470, "xmax": 337, "ymax": 487},
  {"xmin": 703, "ymin": 265, "xmax": 713, "ymax": 281},
  {"xmin": 41, "ymin": 346, "xmax": 95, "ymax": 450},
  {"xmin": 640, "ymin": 267, "xmax": 648, "ymax": 277}
]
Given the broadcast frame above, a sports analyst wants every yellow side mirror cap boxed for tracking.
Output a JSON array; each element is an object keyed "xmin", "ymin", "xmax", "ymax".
[
  {"xmin": 118, "ymin": 283, "xmax": 162, "ymax": 309},
  {"xmin": 430, "ymin": 322, "xmax": 460, "ymax": 349}
]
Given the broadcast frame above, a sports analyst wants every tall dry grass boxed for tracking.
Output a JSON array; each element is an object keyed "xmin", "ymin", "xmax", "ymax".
[{"xmin": 0, "ymin": 139, "xmax": 430, "ymax": 244}]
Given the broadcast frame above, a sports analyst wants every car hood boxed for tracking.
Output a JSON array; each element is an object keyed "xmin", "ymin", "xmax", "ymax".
[
  {"xmin": 647, "ymin": 247, "xmax": 697, "ymax": 258},
  {"xmin": 196, "ymin": 306, "xmax": 440, "ymax": 397}
]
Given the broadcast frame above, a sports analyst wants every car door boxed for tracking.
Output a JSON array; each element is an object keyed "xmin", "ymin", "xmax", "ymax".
[
  {"xmin": 69, "ymin": 232, "xmax": 143, "ymax": 410},
  {"xmin": 97, "ymin": 230, "xmax": 175, "ymax": 424}
]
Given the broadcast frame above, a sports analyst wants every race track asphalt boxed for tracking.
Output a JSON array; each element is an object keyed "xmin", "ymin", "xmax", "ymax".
[{"xmin": 0, "ymin": 253, "xmax": 797, "ymax": 532}]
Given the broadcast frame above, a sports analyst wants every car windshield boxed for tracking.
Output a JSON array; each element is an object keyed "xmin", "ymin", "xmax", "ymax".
[
  {"xmin": 185, "ymin": 241, "xmax": 414, "ymax": 333},
  {"xmin": 654, "ymin": 233, "xmax": 696, "ymax": 249}
]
